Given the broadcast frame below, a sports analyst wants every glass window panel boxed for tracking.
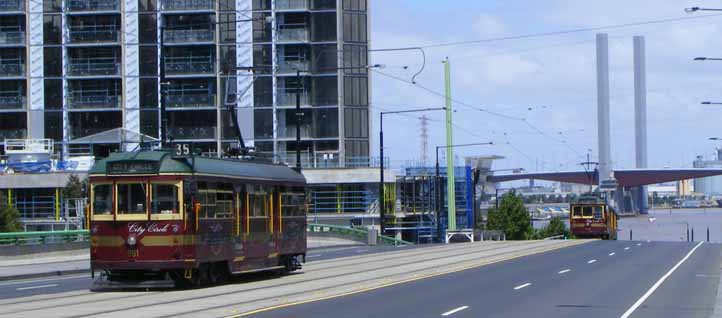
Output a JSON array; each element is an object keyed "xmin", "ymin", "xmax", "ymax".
[
  {"xmin": 219, "ymin": 13, "xmax": 236, "ymax": 43},
  {"xmin": 139, "ymin": 78, "xmax": 158, "ymax": 108},
  {"xmin": 314, "ymin": 108, "xmax": 338, "ymax": 138},
  {"xmin": 43, "ymin": 15, "xmax": 61, "ymax": 44},
  {"xmin": 92, "ymin": 184, "xmax": 113, "ymax": 215},
  {"xmin": 139, "ymin": 14, "xmax": 157, "ymax": 44},
  {"xmin": 44, "ymin": 111, "xmax": 62, "ymax": 140},
  {"xmin": 151, "ymin": 184, "xmax": 179, "ymax": 214},
  {"xmin": 44, "ymin": 79, "xmax": 62, "ymax": 109},
  {"xmin": 140, "ymin": 46, "xmax": 158, "ymax": 76},
  {"xmin": 311, "ymin": 12, "xmax": 336, "ymax": 42},
  {"xmin": 312, "ymin": 0, "xmax": 335, "ymax": 10},
  {"xmin": 219, "ymin": 0, "xmax": 234, "ymax": 11},
  {"xmin": 43, "ymin": 0, "xmax": 61, "ymax": 12},
  {"xmin": 312, "ymin": 76, "xmax": 337, "ymax": 106},
  {"xmin": 43, "ymin": 47, "xmax": 61, "ymax": 77},
  {"xmin": 254, "ymin": 109, "xmax": 273, "ymax": 139},
  {"xmin": 138, "ymin": 0, "xmax": 157, "ymax": 11},
  {"xmin": 117, "ymin": 183, "xmax": 147, "ymax": 215},
  {"xmin": 219, "ymin": 45, "xmax": 236, "ymax": 74},
  {"xmin": 140, "ymin": 110, "xmax": 159, "ymax": 138},
  {"xmin": 252, "ymin": 0, "xmax": 270, "ymax": 10}
]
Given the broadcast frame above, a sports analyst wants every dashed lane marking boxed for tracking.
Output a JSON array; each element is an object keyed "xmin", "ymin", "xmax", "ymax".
[
  {"xmin": 558, "ymin": 269, "xmax": 571, "ymax": 274},
  {"xmin": 514, "ymin": 283, "xmax": 531, "ymax": 290},
  {"xmin": 0, "ymin": 275, "xmax": 86, "ymax": 287},
  {"xmin": 624, "ymin": 247, "xmax": 630, "ymax": 250},
  {"xmin": 609, "ymin": 252, "xmax": 616, "ymax": 256},
  {"xmin": 16, "ymin": 284, "xmax": 58, "ymax": 291},
  {"xmin": 637, "ymin": 243, "xmax": 642, "ymax": 246},
  {"xmin": 441, "ymin": 306, "xmax": 469, "ymax": 316},
  {"xmin": 587, "ymin": 259, "xmax": 597, "ymax": 264}
]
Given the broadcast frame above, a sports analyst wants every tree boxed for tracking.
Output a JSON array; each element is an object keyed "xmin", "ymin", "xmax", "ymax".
[
  {"xmin": 542, "ymin": 216, "xmax": 568, "ymax": 238},
  {"xmin": 0, "ymin": 191, "xmax": 22, "ymax": 232},
  {"xmin": 486, "ymin": 191, "xmax": 532, "ymax": 240},
  {"xmin": 63, "ymin": 174, "xmax": 88, "ymax": 199}
]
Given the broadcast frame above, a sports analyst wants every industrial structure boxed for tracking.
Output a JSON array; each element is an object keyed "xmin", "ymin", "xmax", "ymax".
[{"xmin": 0, "ymin": 0, "xmax": 370, "ymax": 167}]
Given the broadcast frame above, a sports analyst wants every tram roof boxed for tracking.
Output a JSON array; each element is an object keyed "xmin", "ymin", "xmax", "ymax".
[{"xmin": 89, "ymin": 151, "xmax": 306, "ymax": 184}]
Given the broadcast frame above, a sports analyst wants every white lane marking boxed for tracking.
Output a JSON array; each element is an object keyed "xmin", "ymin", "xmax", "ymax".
[
  {"xmin": 609, "ymin": 252, "xmax": 616, "ymax": 256},
  {"xmin": 441, "ymin": 306, "xmax": 469, "ymax": 316},
  {"xmin": 620, "ymin": 241, "xmax": 705, "ymax": 318},
  {"xmin": 624, "ymin": 247, "xmax": 630, "ymax": 250},
  {"xmin": 637, "ymin": 243, "xmax": 642, "ymax": 246},
  {"xmin": 558, "ymin": 269, "xmax": 571, "ymax": 274},
  {"xmin": 356, "ymin": 249, "xmax": 369, "ymax": 253},
  {"xmin": 306, "ymin": 254, "xmax": 322, "ymax": 258},
  {"xmin": 587, "ymin": 259, "xmax": 597, "ymax": 264},
  {"xmin": 0, "ymin": 274, "xmax": 86, "ymax": 287},
  {"xmin": 514, "ymin": 283, "xmax": 531, "ymax": 290},
  {"xmin": 16, "ymin": 284, "xmax": 58, "ymax": 291}
]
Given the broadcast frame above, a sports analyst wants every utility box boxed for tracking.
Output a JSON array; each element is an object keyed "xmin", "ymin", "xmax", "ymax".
[{"xmin": 367, "ymin": 228, "xmax": 378, "ymax": 245}]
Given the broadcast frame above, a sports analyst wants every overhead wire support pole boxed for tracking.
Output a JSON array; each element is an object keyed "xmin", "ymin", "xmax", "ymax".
[{"xmin": 443, "ymin": 57, "xmax": 456, "ymax": 232}]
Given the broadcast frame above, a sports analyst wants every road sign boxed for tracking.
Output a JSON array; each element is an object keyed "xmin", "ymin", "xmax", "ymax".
[{"xmin": 600, "ymin": 179, "xmax": 618, "ymax": 190}]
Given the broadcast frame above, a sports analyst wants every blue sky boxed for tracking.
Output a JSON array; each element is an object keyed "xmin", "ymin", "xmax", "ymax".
[{"xmin": 369, "ymin": 1, "xmax": 722, "ymax": 172}]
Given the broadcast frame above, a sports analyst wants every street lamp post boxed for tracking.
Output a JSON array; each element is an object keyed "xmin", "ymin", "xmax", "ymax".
[
  {"xmin": 434, "ymin": 142, "xmax": 493, "ymax": 239},
  {"xmin": 379, "ymin": 107, "xmax": 445, "ymax": 235}
]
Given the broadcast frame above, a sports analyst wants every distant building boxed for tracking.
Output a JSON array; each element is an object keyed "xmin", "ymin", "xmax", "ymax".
[{"xmin": 693, "ymin": 152, "xmax": 722, "ymax": 195}]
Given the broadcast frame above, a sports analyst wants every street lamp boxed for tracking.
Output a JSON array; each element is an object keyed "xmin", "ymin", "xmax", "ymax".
[
  {"xmin": 685, "ymin": 7, "xmax": 722, "ymax": 13},
  {"xmin": 702, "ymin": 102, "xmax": 722, "ymax": 105},
  {"xmin": 434, "ymin": 142, "xmax": 493, "ymax": 239},
  {"xmin": 379, "ymin": 107, "xmax": 446, "ymax": 235}
]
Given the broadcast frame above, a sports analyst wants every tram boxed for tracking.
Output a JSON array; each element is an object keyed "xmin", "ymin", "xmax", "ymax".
[
  {"xmin": 569, "ymin": 196, "xmax": 618, "ymax": 240},
  {"xmin": 88, "ymin": 150, "xmax": 307, "ymax": 288}
]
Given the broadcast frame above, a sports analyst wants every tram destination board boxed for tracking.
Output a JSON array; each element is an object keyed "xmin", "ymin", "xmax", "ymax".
[{"xmin": 107, "ymin": 160, "xmax": 159, "ymax": 175}]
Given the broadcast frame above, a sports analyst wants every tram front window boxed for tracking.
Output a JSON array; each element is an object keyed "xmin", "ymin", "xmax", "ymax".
[
  {"xmin": 151, "ymin": 183, "xmax": 179, "ymax": 215},
  {"xmin": 582, "ymin": 206, "xmax": 593, "ymax": 218},
  {"xmin": 572, "ymin": 207, "xmax": 582, "ymax": 218},
  {"xmin": 92, "ymin": 184, "xmax": 113, "ymax": 215},
  {"xmin": 117, "ymin": 183, "xmax": 147, "ymax": 215},
  {"xmin": 593, "ymin": 206, "xmax": 603, "ymax": 219}
]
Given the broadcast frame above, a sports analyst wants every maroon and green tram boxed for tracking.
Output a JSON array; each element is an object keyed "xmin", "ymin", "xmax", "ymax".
[{"xmin": 88, "ymin": 150, "xmax": 307, "ymax": 288}]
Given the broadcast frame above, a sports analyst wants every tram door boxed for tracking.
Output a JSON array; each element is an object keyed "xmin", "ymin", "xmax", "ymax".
[{"xmin": 246, "ymin": 185, "xmax": 270, "ymax": 260}]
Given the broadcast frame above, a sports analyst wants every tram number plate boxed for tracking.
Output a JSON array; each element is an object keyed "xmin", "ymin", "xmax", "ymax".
[{"xmin": 175, "ymin": 144, "xmax": 191, "ymax": 156}]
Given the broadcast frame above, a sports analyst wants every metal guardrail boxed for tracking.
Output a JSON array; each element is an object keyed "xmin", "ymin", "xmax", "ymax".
[
  {"xmin": 307, "ymin": 223, "xmax": 413, "ymax": 246},
  {"xmin": 0, "ymin": 230, "xmax": 89, "ymax": 246}
]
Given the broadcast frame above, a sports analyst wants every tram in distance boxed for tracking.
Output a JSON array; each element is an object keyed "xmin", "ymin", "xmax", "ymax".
[
  {"xmin": 569, "ymin": 195, "xmax": 618, "ymax": 240},
  {"xmin": 88, "ymin": 149, "xmax": 307, "ymax": 289}
]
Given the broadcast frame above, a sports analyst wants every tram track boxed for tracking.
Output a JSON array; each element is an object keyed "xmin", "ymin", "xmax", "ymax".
[{"xmin": 3, "ymin": 240, "xmax": 585, "ymax": 318}]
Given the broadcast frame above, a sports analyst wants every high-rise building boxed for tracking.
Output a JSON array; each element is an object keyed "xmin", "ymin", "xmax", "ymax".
[{"xmin": 0, "ymin": 0, "xmax": 370, "ymax": 167}]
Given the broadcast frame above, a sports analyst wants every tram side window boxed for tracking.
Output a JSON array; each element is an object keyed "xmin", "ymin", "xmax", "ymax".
[
  {"xmin": 582, "ymin": 206, "xmax": 593, "ymax": 218},
  {"xmin": 593, "ymin": 206, "xmax": 603, "ymax": 219},
  {"xmin": 249, "ymin": 193, "xmax": 269, "ymax": 233},
  {"xmin": 151, "ymin": 184, "xmax": 179, "ymax": 215},
  {"xmin": 282, "ymin": 193, "xmax": 305, "ymax": 217},
  {"xmin": 572, "ymin": 206, "xmax": 582, "ymax": 218},
  {"xmin": 198, "ymin": 189, "xmax": 234, "ymax": 218},
  {"xmin": 92, "ymin": 184, "xmax": 113, "ymax": 215},
  {"xmin": 117, "ymin": 183, "xmax": 147, "ymax": 215}
]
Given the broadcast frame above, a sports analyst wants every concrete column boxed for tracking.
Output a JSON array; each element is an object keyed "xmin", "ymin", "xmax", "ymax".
[
  {"xmin": 236, "ymin": 0, "xmax": 254, "ymax": 147},
  {"xmin": 633, "ymin": 36, "xmax": 648, "ymax": 214},
  {"xmin": 596, "ymin": 33, "xmax": 612, "ymax": 184}
]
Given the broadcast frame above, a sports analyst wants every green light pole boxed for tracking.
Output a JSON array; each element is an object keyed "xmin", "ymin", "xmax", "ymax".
[{"xmin": 443, "ymin": 57, "xmax": 456, "ymax": 231}]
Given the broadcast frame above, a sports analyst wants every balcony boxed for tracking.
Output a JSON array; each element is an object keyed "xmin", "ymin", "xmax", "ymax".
[
  {"xmin": 165, "ymin": 91, "xmax": 215, "ymax": 108},
  {"xmin": 276, "ymin": 0, "xmax": 308, "ymax": 10},
  {"xmin": 0, "ymin": 30, "xmax": 24, "ymax": 45},
  {"xmin": 168, "ymin": 126, "xmax": 215, "ymax": 139},
  {"xmin": 0, "ymin": 129, "xmax": 26, "ymax": 140},
  {"xmin": 160, "ymin": 0, "xmax": 213, "ymax": 11},
  {"xmin": 277, "ymin": 27, "xmax": 309, "ymax": 42},
  {"xmin": 68, "ymin": 57, "xmax": 120, "ymax": 76},
  {"xmin": 66, "ymin": 0, "xmax": 119, "ymax": 12},
  {"xmin": 163, "ymin": 29, "xmax": 214, "ymax": 43},
  {"xmin": 67, "ymin": 91, "xmax": 121, "ymax": 109},
  {"xmin": 164, "ymin": 56, "xmax": 214, "ymax": 75},
  {"xmin": 68, "ymin": 25, "xmax": 119, "ymax": 44},
  {"xmin": 0, "ymin": 62, "xmax": 24, "ymax": 76},
  {"xmin": 277, "ymin": 60, "xmax": 309, "ymax": 74},
  {"xmin": 277, "ymin": 90, "xmax": 308, "ymax": 106},
  {"xmin": 0, "ymin": 94, "xmax": 25, "ymax": 110},
  {"xmin": 0, "ymin": 0, "xmax": 24, "ymax": 12}
]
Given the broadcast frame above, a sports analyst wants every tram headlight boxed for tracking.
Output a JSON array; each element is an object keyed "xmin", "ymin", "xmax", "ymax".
[{"xmin": 127, "ymin": 235, "xmax": 137, "ymax": 247}]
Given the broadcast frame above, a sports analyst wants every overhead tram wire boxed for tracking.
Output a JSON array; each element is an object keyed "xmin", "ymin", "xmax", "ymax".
[
  {"xmin": 371, "ymin": 69, "xmax": 585, "ymax": 157},
  {"xmin": 373, "ymin": 13, "xmax": 722, "ymax": 51}
]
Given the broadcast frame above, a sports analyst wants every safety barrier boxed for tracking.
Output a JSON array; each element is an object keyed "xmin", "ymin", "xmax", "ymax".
[
  {"xmin": 0, "ymin": 230, "xmax": 89, "ymax": 246},
  {"xmin": 307, "ymin": 223, "xmax": 413, "ymax": 246}
]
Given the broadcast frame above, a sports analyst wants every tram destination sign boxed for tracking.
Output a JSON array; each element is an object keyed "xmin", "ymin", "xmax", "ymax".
[{"xmin": 107, "ymin": 160, "xmax": 159, "ymax": 175}]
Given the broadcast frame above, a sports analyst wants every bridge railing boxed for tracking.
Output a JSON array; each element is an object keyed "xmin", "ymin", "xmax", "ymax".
[
  {"xmin": 307, "ymin": 223, "xmax": 414, "ymax": 246},
  {"xmin": 0, "ymin": 230, "xmax": 89, "ymax": 246}
]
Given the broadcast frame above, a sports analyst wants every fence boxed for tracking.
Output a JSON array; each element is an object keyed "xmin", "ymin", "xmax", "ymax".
[{"xmin": 0, "ymin": 230, "xmax": 89, "ymax": 246}]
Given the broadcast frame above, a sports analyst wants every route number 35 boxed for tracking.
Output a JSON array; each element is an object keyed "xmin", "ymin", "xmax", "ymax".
[{"xmin": 175, "ymin": 144, "xmax": 190, "ymax": 156}]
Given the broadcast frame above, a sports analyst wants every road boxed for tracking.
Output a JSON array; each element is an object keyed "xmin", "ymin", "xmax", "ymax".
[
  {"xmin": 246, "ymin": 241, "xmax": 721, "ymax": 318},
  {"xmin": 0, "ymin": 244, "xmax": 415, "ymax": 300}
]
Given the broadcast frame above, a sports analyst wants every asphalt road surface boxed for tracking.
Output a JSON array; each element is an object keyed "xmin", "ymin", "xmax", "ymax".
[
  {"xmin": 0, "ymin": 244, "xmax": 415, "ymax": 300},
  {"xmin": 245, "ymin": 241, "xmax": 721, "ymax": 318}
]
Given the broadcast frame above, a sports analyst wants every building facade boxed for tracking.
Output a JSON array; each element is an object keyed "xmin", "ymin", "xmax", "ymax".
[
  {"xmin": 0, "ymin": 0, "xmax": 370, "ymax": 167},
  {"xmin": 693, "ymin": 152, "xmax": 722, "ymax": 195}
]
